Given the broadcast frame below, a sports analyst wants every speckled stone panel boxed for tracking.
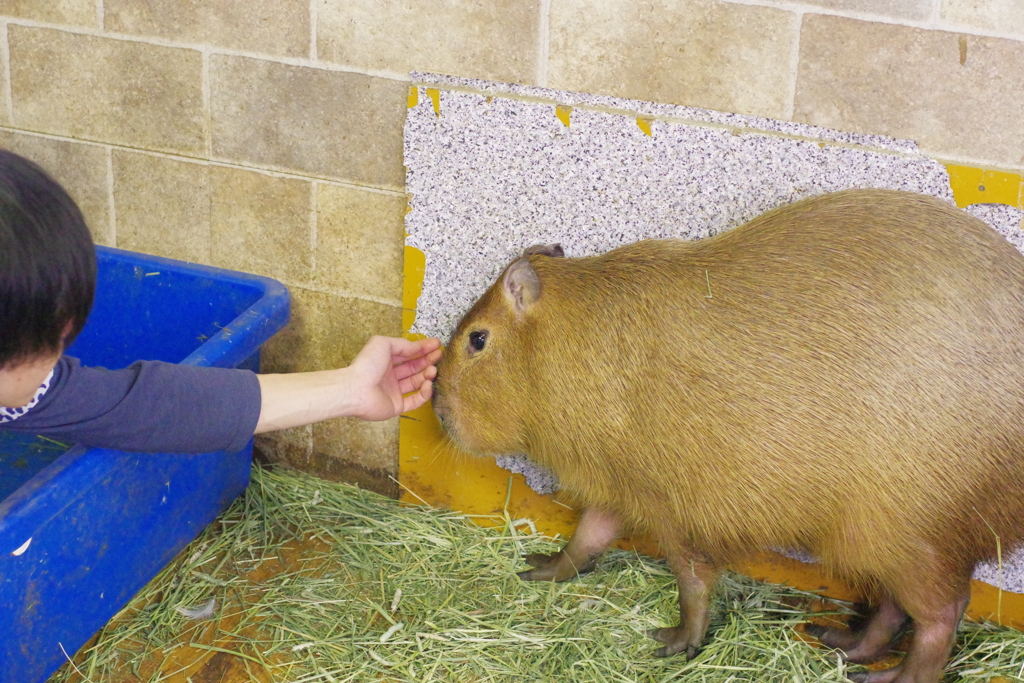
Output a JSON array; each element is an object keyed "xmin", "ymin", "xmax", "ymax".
[
  {"xmin": 315, "ymin": 184, "xmax": 405, "ymax": 303},
  {"xmin": 104, "ymin": 0, "xmax": 311, "ymax": 57},
  {"xmin": 405, "ymin": 85, "xmax": 952, "ymax": 343},
  {"xmin": 210, "ymin": 55, "xmax": 407, "ymax": 189},
  {"xmin": 317, "ymin": 0, "xmax": 538, "ymax": 83},
  {"xmin": 548, "ymin": 0, "xmax": 796, "ymax": 119},
  {"xmin": 795, "ymin": 14, "xmax": 1024, "ymax": 168},
  {"xmin": 0, "ymin": 132, "xmax": 112, "ymax": 245},
  {"xmin": 112, "ymin": 150, "xmax": 210, "ymax": 264},
  {"xmin": 413, "ymin": 71, "xmax": 919, "ymax": 153},
  {"xmin": 9, "ymin": 26, "xmax": 205, "ymax": 154},
  {"xmin": 942, "ymin": 0, "xmax": 1024, "ymax": 38},
  {"xmin": 0, "ymin": 0, "xmax": 97, "ymax": 26},
  {"xmin": 209, "ymin": 166, "xmax": 313, "ymax": 283}
]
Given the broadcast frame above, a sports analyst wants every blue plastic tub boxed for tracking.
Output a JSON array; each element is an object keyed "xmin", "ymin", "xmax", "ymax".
[{"xmin": 0, "ymin": 246, "xmax": 290, "ymax": 682}]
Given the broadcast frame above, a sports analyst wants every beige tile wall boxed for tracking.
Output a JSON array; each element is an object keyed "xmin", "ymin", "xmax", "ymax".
[
  {"xmin": 549, "ymin": 0, "xmax": 797, "ymax": 119},
  {"xmin": 2, "ymin": 0, "xmax": 1020, "ymax": 494},
  {"xmin": 796, "ymin": 15, "xmax": 1024, "ymax": 167}
]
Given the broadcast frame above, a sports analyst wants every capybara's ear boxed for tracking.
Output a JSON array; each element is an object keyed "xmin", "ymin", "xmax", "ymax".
[
  {"xmin": 523, "ymin": 243, "xmax": 565, "ymax": 258},
  {"xmin": 503, "ymin": 258, "xmax": 541, "ymax": 314}
]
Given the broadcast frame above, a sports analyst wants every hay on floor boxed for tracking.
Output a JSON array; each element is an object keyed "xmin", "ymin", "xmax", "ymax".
[{"xmin": 49, "ymin": 465, "xmax": 1024, "ymax": 682}]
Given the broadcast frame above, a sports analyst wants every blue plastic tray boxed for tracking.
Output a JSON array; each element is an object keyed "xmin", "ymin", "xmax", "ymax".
[{"xmin": 0, "ymin": 246, "xmax": 290, "ymax": 682}]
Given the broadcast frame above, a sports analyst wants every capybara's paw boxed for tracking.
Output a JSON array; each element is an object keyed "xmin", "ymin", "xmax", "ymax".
[
  {"xmin": 517, "ymin": 552, "xmax": 569, "ymax": 581},
  {"xmin": 843, "ymin": 666, "xmax": 903, "ymax": 683},
  {"xmin": 517, "ymin": 551, "xmax": 596, "ymax": 582},
  {"xmin": 806, "ymin": 623, "xmax": 861, "ymax": 651},
  {"xmin": 647, "ymin": 625, "xmax": 702, "ymax": 659},
  {"xmin": 805, "ymin": 624, "xmax": 891, "ymax": 665},
  {"xmin": 523, "ymin": 552, "xmax": 559, "ymax": 569}
]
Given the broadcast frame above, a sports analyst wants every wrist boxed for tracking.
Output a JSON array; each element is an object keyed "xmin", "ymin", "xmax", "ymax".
[{"xmin": 327, "ymin": 366, "xmax": 363, "ymax": 419}]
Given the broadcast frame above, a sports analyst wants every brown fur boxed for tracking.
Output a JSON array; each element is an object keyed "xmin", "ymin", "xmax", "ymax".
[{"xmin": 433, "ymin": 189, "xmax": 1024, "ymax": 681}]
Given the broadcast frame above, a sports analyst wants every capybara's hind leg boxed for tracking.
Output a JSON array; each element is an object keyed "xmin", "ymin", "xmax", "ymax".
[
  {"xmin": 518, "ymin": 507, "xmax": 620, "ymax": 582},
  {"xmin": 848, "ymin": 580, "xmax": 970, "ymax": 683},
  {"xmin": 807, "ymin": 594, "xmax": 909, "ymax": 663},
  {"xmin": 649, "ymin": 550, "xmax": 720, "ymax": 659}
]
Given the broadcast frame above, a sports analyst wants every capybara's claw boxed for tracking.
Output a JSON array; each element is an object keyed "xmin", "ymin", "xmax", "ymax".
[
  {"xmin": 523, "ymin": 552, "xmax": 559, "ymax": 568},
  {"xmin": 804, "ymin": 623, "xmax": 826, "ymax": 640},
  {"xmin": 648, "ymin": 625, "xmax": 701, "ymax": 659},
  {"xmin": 805, "ymin": 623, "xmax": 858, "ymax": 651},
  {"xmin": 805, "ymin": 602, "xmax": 910, "ymax": 667},
  {"xmin": 516, "ymin": 567, "xmax": 550, "ymax": 581},
  {"xmin": 517, "ymin": 552, "xmax": 562, "ymax": 581},
  {"xmin": 844, "ymin": 670, "xmax": 902, "ymax": 683},
  {"xmin": 652, "ymin": 643, "xmax": 699, "ymax": 659},
  {"xmin": 517, "ymin": 554, "xmax": 562, "ymax": 581},
  {"xmin": 518, "ymin": 550, "xmax": 599, "ymax": 582}
]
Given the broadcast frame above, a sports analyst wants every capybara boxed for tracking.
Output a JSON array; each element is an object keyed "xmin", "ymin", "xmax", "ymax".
[{"xmin": 431, "ymin": 189, "xmax": 1024, "ymax": 683}]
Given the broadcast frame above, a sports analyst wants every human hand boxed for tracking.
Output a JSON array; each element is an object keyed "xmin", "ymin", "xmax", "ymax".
[
  {"xmin": 346, "ymin": 336, "xmax": 442, "ymax": 421},
  {"xmin": 254, "ymin": 336, "xmax": 442, "ymax": 433}
]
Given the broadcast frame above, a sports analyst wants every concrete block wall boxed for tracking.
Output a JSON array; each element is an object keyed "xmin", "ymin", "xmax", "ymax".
[{"xmin": 1, "ymin": 0, "xmax": 1020, "ymax": 496}]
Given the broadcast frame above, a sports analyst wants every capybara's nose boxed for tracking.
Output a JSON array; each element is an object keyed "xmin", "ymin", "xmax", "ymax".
[{"xmin": 432, "ymin": 391, "xmax": 449, "ymax": 425}]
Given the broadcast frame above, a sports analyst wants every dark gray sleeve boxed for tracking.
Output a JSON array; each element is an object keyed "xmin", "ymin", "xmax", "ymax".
[{"xmin": 0, "ymin": 356, "xmax": 262, "ymax": 454}]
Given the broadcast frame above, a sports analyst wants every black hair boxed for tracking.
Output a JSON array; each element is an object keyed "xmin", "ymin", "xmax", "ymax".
[{"xmin": 0, "ymin": 149, "xmax": 96, "ymax": 368}]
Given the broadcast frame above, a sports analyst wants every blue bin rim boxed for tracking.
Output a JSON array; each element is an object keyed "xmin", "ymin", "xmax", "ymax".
[{"xmin": 94, "ymin": 245, "xmax": 291, "ymax": 368}]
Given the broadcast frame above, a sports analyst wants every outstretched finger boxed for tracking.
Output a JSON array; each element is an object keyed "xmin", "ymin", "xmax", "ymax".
[
  {"xmin": 398, "ymin": 365, "xmax": 436, "ymax": 395},
  {"xmin": 389, "ymin": 337, "xmax": 441, "ymax": 362},
  {"xmin": 392, "ymin": 347, "xmax": 442, "ymax": 372},
  {"xmin": 394, "ymin": 349, "xmax": 442, "ymax": 380},
  {"xmin": 402, "ymin": 380, "xmax": 433, "ymax": 413}
]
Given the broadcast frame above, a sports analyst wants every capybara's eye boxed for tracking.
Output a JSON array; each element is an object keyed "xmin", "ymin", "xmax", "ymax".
[{"xmin": 469, "ymin": 330, "xmax": 487, "ymax": 352}]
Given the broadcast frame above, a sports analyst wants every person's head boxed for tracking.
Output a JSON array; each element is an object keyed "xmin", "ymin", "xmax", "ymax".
[{"xmin": 0, "ymin": 149, "xmax": 95, "ymax": 405}]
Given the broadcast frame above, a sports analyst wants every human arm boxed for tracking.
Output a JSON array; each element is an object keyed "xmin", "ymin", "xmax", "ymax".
[
  {"xmin": 0, "ymin": 356, "xmax": 261, "ymax": 453},
  {"xmin": 0, "ymin": 337, "xmax": 442, "ymax": 453}
]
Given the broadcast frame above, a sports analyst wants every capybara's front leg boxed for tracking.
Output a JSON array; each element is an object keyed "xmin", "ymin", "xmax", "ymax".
[
  {"xmin": 649, "ymin": 550, "xmax": 720, "ymax": 659},
  {"xmin": 518, "ymin": 507, "xmax": 620, "ymax": 582}
]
